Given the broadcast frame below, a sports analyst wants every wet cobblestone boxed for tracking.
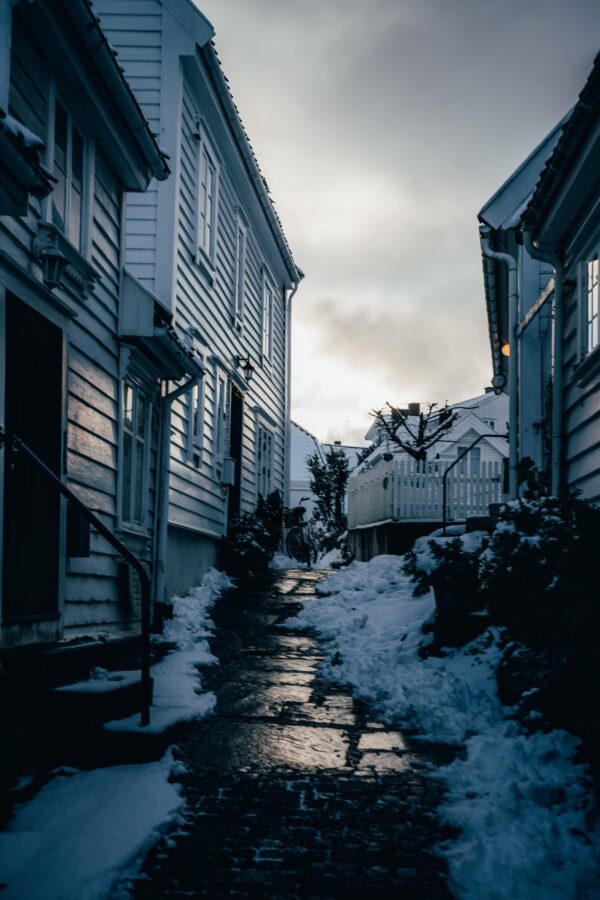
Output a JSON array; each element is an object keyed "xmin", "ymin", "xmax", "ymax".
[{"xmin": 122, "ymin": 570, "xmax": 455, "ymax": 898}]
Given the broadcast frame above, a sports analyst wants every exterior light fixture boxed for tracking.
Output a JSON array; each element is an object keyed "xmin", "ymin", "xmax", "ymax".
[
  {"xmin": 501, "ymin": 342, "xmax": 510, "ymax": 357},
  {"xmin": 39, "ymin": 244, "xmax": 69, "ymax": 290},
  {"xmin": 235, "ymin": 355, "xmax": 254, "ymax": 382},
  {"xmin": 491, "ymin": 373, "xmax": 507, "ymax": 395}
]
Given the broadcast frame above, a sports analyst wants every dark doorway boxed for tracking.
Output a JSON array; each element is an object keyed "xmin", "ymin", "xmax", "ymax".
[
  {"xmin": 227, "ymin": 386, "xmax": 244, "ymax": 526},
  {"xmin": 3, "ymin": 294, "xmax": 63, "ymax": 620}
]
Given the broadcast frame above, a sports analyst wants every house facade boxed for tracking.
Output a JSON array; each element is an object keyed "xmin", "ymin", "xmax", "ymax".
[
  {"xmin": 289, "ymin": 420, "xmax": 362, "ymax": 520},
  {"xmin": 0, "ymin": 0, "xmax": 183, "ymax": 651},
  {"xmin": 95, "ymin": 0, "xmax": 302, "ymax": 599},
  {"xmin": 347, "ymin": 392, "xmax": 508, "ymax": 560},
  {"xmin": 479, "ymin": 53, "xmax": 600, "ymax": 504}
]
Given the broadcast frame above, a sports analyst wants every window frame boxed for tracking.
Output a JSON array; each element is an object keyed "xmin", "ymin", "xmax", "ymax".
[
  {"xmin": 213, "ymin": 369, "xmax": 229, "ymax": 479},
  {"xmin": 186, "ymin": 378, "xmax": 205, "ymax": 468},
  {"xmin": 256, "ymin": 423, "xmax": 274, "ymax": 500},
  {"xmin": 261, "ymin": 265, "xmax": 275, "ymax": 364},
  {"xmin": 46, "ymin": 86, "xmax": 91, "ymax": 255},
  {"xmin": 118, "ymin": 378, "xmax": 153, "ymax": 534},
  {"xmin": 233, "ymin": 207, "xmax": 248, "ymax": 330},
  {"xmin": 194, "ymin": 119, "xmax": 221, "ymax": 270},
  {"xmin": 586, "ymin": 255, "xmax": 599, "ymax": 356}
]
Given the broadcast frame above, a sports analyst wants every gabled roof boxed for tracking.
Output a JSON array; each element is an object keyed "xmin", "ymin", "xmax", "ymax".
[
  {"xmin": 478, "ymin": 113, "xmax": 570, "ymax": 231},
  {"xmin": 200, "ymin": 40, "xmax": 301, "ymax": 285},
  {"xmin": 522, "ymin": 51, "xmax": 600, "ymax": 249}
]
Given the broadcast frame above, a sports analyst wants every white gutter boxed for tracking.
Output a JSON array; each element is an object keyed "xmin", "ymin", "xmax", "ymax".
[
  {"xmin": 522, "ymin": 231, "xmax": 565, "ymax": 495},
  {"xmin": 0, "ymin": 0, "xmax": 19, "ymax": 111},
  {"xmin": 284, "ymin": 280, "xmax": 301, "ymax": 508},
  {"xmin": 480, "ymin": 226, "xmax": 519, "ymax": 498},
  {"xmin": 152, "ymin": 374, "xmax": 203, "ymax": 607}
]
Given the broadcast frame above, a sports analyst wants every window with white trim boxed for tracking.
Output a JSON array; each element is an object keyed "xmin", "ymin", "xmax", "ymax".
[
  {"xmin": 262, "ymin": 273, "xmax": 274, "ymax": 362},
  {"xmin": 120, "ymin": 381, "xmax": 151, "ymax": 529},
  {"xmin": 187, "ymin": 380, "xmax": 205, "ymax": 467},
  {"xmin": 256, "ymin": 424, "xmax": 274, "ymax": 499},
  {"xmin": 51, "ymin": 98, "xmax": 86, "ymax": 250},
  {"xmin": 196, "ymin": 124, "xmax": 219, "ymax": 264},
  {"xmin": 214, "ymin": 373, "xmax": 228, "ymax": 474},
  {"xmin": 233, "ymin": 215, "xmax": 246, "ymax": 326},
  {"xmin": 587, "ymin": 256, "xmax": 599, "ymax": 354}
]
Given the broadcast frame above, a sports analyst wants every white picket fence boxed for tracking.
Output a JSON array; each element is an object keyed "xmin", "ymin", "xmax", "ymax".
[{"xmin": 347, "ymin": 458, "xmax": 503, "ymax": 528}]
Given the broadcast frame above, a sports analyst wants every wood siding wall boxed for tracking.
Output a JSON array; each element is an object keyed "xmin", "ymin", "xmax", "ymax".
[
  {"xmin": 96, "ymin": 0, "xmax": 163, "ymax": 291},
  {"xmin": 4, "ymin": 18, "xmax": 159, "ymax": 640},
  {"xmin": 167, "ymin": 78, "xmax": 287, "ymax": 536}
]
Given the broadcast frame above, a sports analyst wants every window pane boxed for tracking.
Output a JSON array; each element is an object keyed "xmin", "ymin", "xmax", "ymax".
[
  {"xmin": 122, "ymin": 432, "xmax": 132, "ymax": 522},
  {"xmin": 52, "ymin": 101, "xmax": 68, "ymax": 231},
  {"xmin": 69, "ymin": 126, "xmax": 84, "ymax": 248},
  {"xmin": 134, "ymin": 439, "xmax": 144, "ymax": 524},
  {"xmin": 136, "ymin": 392, "xmax": 147, "ymax": 441},
  {"xmin": 123, "ymin": 384, "xmax": 133, "ymax": 431}
]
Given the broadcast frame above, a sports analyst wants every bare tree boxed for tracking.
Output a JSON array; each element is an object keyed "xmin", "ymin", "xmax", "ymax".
[{"xmin": 370, "ymin": 402, "xmax": 458, "ymax": 462}]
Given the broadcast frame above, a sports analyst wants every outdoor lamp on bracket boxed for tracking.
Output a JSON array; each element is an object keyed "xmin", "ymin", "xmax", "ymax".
[
  {"xmin": 235, "ymin": 355, "xmax": 255, "ymax": 382},
  {"xmin": 39, "ymin": 245, "xmax": 69, "ymax": 290},
  {"xmin": 491, "ymin": 373, "xmax": 507, "ymax": 395}
]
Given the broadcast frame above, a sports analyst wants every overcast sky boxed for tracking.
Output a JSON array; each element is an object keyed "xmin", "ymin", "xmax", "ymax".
[{"xmin": 198, "ymin": 0, "xmax": 598, "ymax": 444}]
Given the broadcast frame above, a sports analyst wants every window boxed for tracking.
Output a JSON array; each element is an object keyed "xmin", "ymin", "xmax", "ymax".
[
  {"xmin": 214, "ymin": 373, "xmax": 228, "ymax": 474},
  {"xmin": 457, "ymin": 445, "xmax": 480, "ymax": 476},
  {"xmin": 262, "ymin": 273, "xmax": 274, "ymax": 362},
  {"xmin": 52, "ymin": 99, "xmax": 85, "ymax": 250},
  {"xmin": 256, "ymin": 425, "xmax": 273, "ymax": 498},
  {"xmin": 121, "ymin": 381, "xmax": 151, "ymax": 529},
  {"xmin": 233, "ymin": 213, "xmax": 247, "ymax": 326},
  {"xmin": 587, "ymin": 257, "xmax": 599, "ymax": 354},
  {"xmin": 196, "ymin": 125, "xmax": 219, "ymax": 264},
  {"xmin": 187, "ymin": 380, "xmax": 205, "ymax": 467}
]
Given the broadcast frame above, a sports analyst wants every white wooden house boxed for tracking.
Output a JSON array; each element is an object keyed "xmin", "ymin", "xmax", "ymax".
[
  {"xmin": 479, "ymin": 53, "xmax": 600, "ymax": 504},
  {"xmin": 95, "ymin": 0, "xmax": 302, "ymax": 599},
  {"xmin": 347, "ymin": 392, "xmax": 508, "ymax": 559},
  {"xmin": 0, "ymin": 0, "xmax": 184, "ymax": 651},
  {"xmin": 289, "ymin": 420, "xmax": 362, "ymax": 520}
]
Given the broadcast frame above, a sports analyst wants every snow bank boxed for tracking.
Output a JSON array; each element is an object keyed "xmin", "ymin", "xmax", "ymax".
[
  {"xmin": 290, "ymin": 555, "xmax": 600, "ymax": 899},
  {"xmin": 0, "ymin": 752, "xmax": 182, "ymax": 900},
  {"xmin": 106, "ymin": 568, "xmax": 231, "ymax": 734}
]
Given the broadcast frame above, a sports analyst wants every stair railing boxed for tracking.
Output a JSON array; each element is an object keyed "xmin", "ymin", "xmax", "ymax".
[{"xmin": 0, "ymin": 428, "xmax": 153, "ymax": 726}]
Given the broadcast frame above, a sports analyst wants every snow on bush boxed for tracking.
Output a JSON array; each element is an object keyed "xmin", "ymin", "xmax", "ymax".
[{"xmin": 290, "ymin": 555, "xmax": 600, "ymax": 899}]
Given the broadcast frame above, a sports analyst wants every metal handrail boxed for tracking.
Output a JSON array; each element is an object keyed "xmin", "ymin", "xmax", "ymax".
[
  {"xmin": 442, "ymin": 433, "xmax": 508, "ymax": 534},
  {"xmin": 0, "ymin": 428, "xmax": 153, "ymax": 725}
]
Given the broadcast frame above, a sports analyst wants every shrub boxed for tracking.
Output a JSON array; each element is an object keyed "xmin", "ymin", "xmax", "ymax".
[{"xmin": 221, "ymin": 490, "xmax": 284, "ymax": 576}]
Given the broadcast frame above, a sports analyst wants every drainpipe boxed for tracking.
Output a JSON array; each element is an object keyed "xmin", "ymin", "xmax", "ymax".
[
  {"xmin": 153, "ymin": 373, "xmax": 203, "ymax": 609},
  {"xmin": 480, "ymin": 226, "xmax": 519, "ymax": 498},
  {"xmin": 0, "ymin": 0, "xmax": 19, "ymax": 111},
  {"xmin": 284, "ymin": 279, "xmax": 301, "ymax": 509},
  {"xmin": 521, "ymin": 231, "xmax": 565, "ymax": 495}
]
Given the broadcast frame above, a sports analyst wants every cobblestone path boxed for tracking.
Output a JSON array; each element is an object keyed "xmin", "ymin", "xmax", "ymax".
[{"xmin": 123, "ymin": 570, "xmax": 454, "ymax": 898}]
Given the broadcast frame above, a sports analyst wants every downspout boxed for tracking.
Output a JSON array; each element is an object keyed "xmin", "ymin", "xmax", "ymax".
[
  {"xmin": 0, "ymin": 0, "xmax": 19, "ymax": 111},
  {"xmin": 521, "ymin": 231, "xmax": 565, "ymax": 495},
  {"xmin": 284, "ymin": 279, "xmax": 301, "ymax": 509},
  {"xmin": 480, "ymin": 226, "xmax": 519, "ymax": 498},
  {"xmin": 153, "ymin": 373, "xmax": 203, "ymax": 609}
]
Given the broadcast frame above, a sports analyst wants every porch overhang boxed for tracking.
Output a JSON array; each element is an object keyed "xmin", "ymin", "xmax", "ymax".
[
  {"xmin": 0, "ymin": 112, "xmax": 55, "ymax": 215},
  {"xmin": 120, "ymin": 271, "xmax": 203, "ymax": 380}
]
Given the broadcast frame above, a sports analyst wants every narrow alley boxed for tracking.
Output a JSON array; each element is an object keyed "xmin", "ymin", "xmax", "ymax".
[{"xmin": 121, "ymin": 570, "xmax": 454, "ymax": 898}]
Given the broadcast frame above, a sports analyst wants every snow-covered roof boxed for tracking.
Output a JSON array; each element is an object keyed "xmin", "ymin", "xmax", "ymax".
[{"xmin": 290, "ymin": 421, "xmax": 362, "ymax": 483}]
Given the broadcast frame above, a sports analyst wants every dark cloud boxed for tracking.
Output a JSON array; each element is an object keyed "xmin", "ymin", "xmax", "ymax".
[{"xmin": 197, "ymin": 0, "xmax": 598, "ymax": 439}]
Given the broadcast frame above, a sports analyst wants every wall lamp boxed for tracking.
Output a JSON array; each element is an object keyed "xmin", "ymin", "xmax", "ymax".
[{"xmin": 235, "ymin": 355, "xmax": 255, "ymax": 382}]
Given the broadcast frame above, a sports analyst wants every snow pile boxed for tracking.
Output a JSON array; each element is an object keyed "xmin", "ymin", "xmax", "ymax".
[
  {"xmin": 271, "ymin": 552, "xmax": 306, "ymax": 570},
  {"xmin": 0, "ymin": 752, "xmax": 182, "ymax": 900},
  {"xmin": 289, "ymin": 555, "xmax": 600, "ymax": 899},
  {"xmin": 106, "ymin": 568, "xmax": 231, "ymax": 734}
]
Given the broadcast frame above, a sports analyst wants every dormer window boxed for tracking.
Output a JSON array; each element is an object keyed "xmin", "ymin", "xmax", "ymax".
[
  {"xmin": 52, "ymin": 99, "xmax": 85, "ymax": 251},
  {"xmin": 195, "ymin": 119, "xmax": 220, "ymax": 269}
]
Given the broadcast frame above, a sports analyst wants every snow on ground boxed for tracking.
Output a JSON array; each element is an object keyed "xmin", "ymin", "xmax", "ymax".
[
  {"xmin": 0, "ymin": 752, "xmax": 182, "ymax": 900},
  {"xmin": 0, "ymin": 569, "xmax": 232, "ymax": 899},
  {"xmin": 271, "ymin": 552, "xmax": 306, "ymax": 570},
  {"xmin": 105, "ymin": 568, "xmax": 231, "ymax": 734},
  {"xmin": 288, "ymin": 555, "xmax": 600, "ymax": 899}
]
